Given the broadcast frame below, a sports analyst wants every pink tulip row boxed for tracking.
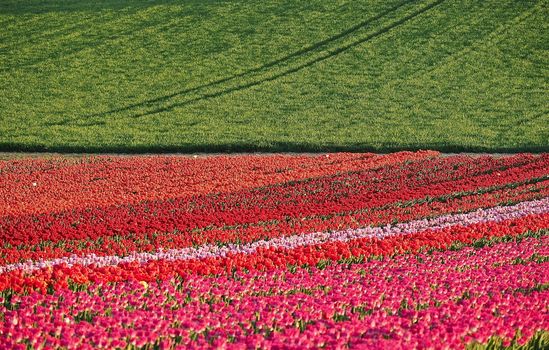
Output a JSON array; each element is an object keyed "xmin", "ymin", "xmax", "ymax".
[{"xmin": 1, "ymin": 236, "xmax": 547, "ymax": 349}]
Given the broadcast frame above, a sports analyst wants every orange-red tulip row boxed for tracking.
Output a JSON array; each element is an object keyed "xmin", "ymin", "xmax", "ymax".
[
  {"xmin": 1, "ymin": 154, "xmax": 547, "ymax": 250},
  {"xmin": 1, "ymin": 151, "xmax": 436, "ymax": 217}
]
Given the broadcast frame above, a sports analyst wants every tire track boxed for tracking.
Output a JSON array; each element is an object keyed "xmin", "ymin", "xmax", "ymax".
[
  {"xmin": 79, "ymin": 0, "xmax": 416, "ymax": 120},
  {"xmin": 380, "ymin": 2, "xmax": 541, "ymax": 91},
  {"xmin": 128, "ymin": 0, "xmax": 446, "ymax": 119}
]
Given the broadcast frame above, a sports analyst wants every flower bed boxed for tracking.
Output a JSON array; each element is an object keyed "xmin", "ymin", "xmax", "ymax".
[{"xmin": 1, "ymin": 152, "xmax": 548, "ymax": 349}]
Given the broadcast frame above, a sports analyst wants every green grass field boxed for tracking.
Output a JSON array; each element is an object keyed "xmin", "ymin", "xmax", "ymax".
[{"xmin": 1, "ymin": 0, "xmax": 547, "ymax": 153}]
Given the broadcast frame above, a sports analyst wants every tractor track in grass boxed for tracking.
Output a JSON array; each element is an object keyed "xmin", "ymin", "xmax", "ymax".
[
  {"xmin": 379, "ymin": 2, "xmax": 542, "ymax": 90},
  {"xmin": 80, "ymin": 0, "xmax": 415, "ymax": 120},
  {"xmin": 53, "ymin": 0, "xmax": 445, "ymax": 125},
  {"xmin": 126, "ymin": 0, "xmax": 447, "ymax": 119},
  {"xmin": 2, "ymin": 1, "xmax": 546, "ymax": 153}
]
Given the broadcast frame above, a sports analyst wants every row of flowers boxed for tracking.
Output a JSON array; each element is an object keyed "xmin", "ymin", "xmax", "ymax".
[
  {"xmin": 2, "ymin": 154, "xmax": 547, "ymax": 255},
  {"xmin": 2, "ymin": 178, "xmax": 547, "ymax": 264},
  {"xmin": 1, "ymin": 208, "xmax": 547, "ymax": 294},
  {"xmin": 1, "ymin": 197, "xmax": 547, "ymax": 275},
  {"xmin": 1, "ymin": 152, "xmax": 434, "ymax": 217},
  {"xmin": 1, "ymin": 152, "xmax": 547, "ymax": 349},
  {"xmin": 1, "ymin": 236, "xmax": 547, "ymax": 349}
]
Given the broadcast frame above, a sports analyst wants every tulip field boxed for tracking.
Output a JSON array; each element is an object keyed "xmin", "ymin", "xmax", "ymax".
[{"xmin": 1, "ymin": 151, "xmax": 548, "ymax": 349}]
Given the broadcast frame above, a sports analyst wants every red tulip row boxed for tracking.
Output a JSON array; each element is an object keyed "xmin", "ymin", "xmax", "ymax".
[
  {"xmin": 1, "ymin": 211, "xmax": 546, "ymax": 294},
  {"xmin": 1, "ymin": 151, "xmax": 435, "ymax": 217},
  {"xmin": 2, "ymin": 154, "xmax": 547, "ymax": 248},
  {"xmin": 2, "ymin": 178, "xmax": 547, "ymax": 265}
]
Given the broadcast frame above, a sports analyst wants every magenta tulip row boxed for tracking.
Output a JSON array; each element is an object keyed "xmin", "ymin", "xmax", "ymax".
[{"xmin": 1, "ymin": 236, "xmax": 547, "ymax": 349}]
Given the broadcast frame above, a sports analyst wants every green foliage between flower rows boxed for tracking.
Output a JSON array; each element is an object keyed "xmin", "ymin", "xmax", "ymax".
[{"xmin": 0, "ymin": 0, "xmax": 547, "ymax": 153}]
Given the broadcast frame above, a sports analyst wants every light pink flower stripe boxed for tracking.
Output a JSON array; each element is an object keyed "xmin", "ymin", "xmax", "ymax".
[{"xmin": 2, "ymin": 197, "xmax": 548, "ymax": 274}]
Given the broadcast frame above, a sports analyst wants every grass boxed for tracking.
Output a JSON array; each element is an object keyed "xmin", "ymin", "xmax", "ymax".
[{"xmin": 0, "ymin": 0, "xmax": 547, "ymax": 153}]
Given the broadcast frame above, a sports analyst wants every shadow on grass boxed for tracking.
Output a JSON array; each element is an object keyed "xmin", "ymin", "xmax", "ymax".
[{"xmin": 0, "ymin": 142, "xmax": 547, "ymax": 155}]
